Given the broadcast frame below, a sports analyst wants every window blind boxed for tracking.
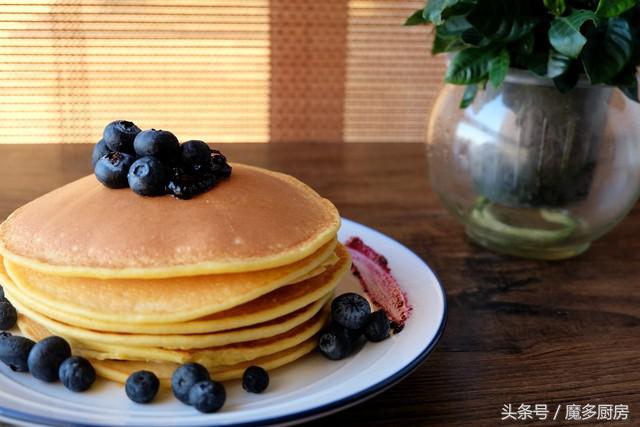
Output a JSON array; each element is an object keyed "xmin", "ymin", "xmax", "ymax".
[
  {"xmin": 344, "ymin": 1, "xmax": 446, "ymax": 143},
  {"xmin": 0, "ymin": 1, "xmax": 444, "ymax": 144},
  {"xmin": 0, "ymin": 1, "xmax": 271, "ymax": 144}
]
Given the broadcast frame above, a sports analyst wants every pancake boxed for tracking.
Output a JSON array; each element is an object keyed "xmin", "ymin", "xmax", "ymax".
[
  {"xmin": 1, "ymin": 250, "xmax": 345, "ymax": 334},
  {"xmin": 10, "ymin": 285, "xmax": 330, "ymax": 349},
  {"xmin": 0, "ymin": 164, "xmax": 340, "ymax": 279},
  {"xmin": 2, "ymin": 241, "xmax": 343, "ymax": 324},
  {"xmin": 18, "ymin": 302, "xmax": 329, "ymax": 367},
  {"xmin": 91, "ymin": 339, "xmax": 318, "ymax": 385},
  {"xmin": 289, "ymin": 251, "xmax": 338, "ymax": 284}
]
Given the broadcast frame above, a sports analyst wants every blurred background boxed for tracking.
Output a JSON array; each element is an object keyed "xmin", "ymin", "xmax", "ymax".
[{"xmin": 0, "ymin": 0, "xmax": 445, "ymax": 144}]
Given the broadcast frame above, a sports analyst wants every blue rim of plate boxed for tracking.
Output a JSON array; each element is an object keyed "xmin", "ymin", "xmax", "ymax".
[{"xmin": 0, "ymin": 219, "xmax": 448, "ymax": 427}]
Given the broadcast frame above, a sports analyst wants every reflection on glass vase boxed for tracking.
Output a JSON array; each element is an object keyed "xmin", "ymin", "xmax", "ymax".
[{"xmin": 427, "ymin": 70, "xmax": 640, "ymax": 260}]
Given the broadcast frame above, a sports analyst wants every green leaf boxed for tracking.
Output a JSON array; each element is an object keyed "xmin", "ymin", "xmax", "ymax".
[
  {"xmin": 423, "ymin": 0, "xmax": 465, "ymax": 24},
  {"xmin": 547, "ymin": 49, "xmax": 573, "ymax": 78},
  {"xmin": 432, "ymin": 32, "xmax": 465, "ymax": 53},
  {"xmin": 466, "ymin": 0, "xmax": 539, "ymax": 42},
  {"xmin": 488, "ymin": 49, "xmax": 510, "ymax": 88},
  {"xmin": 544, "ymin": 0, "xmax": 566, "ymax": 15},
  {"xmin": 553, "ymin": 62, "xmax": 581, "ymax": 92},
  {"xmin": 432, "ymin": 16, "xmax": 472, "ymax": 53},
  {"xmin": 444, "ymin": 1, "xmax": 477, "ymax": 16},
  {"xmin": 445, "ymin": 46, "xmax": 496, "ymax": 84},
  {"xmin": 405, "ymin": 9, "xmax": 428, "ymax": 26},
  {"xmin": 460, "ymin": 84, "xmax": 478, "ymax": 108},
  {"xmin": 460, "ymin": 28, "xmax": 486, "ymax": 45},
  {"xmin": 548, "ymin": 10, "xmax": 597, "ymax": 59},
  {"xmin": 595, "ymin": 0, "xmax": 637, "ymax": 17},
  {"xmin": 582, "ymin": 18, "xmax": 634, "ymax": 84},
  {"xmin": 609, "ymin": 61, "xmax": 638, "ymax": 85},
  {"xmin": 437, "ymin": 15, "xmax": 473, "ymax": 36}
]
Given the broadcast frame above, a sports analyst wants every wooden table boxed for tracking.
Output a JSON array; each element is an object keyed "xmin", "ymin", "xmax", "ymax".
[{"xmin": 0, "ymin": 143, "xmax": 638, "ymax": 426}]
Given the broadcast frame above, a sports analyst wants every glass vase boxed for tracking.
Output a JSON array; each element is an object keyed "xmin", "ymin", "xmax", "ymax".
[{"xmin": 426, "ymin": 70, "xmax": 640, "ymax": 259}]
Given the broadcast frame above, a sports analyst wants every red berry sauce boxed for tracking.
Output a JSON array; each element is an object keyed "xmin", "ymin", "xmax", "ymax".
[{"xmin": 345, "ymin": 237, "xmax": 412, "ymax": 333}]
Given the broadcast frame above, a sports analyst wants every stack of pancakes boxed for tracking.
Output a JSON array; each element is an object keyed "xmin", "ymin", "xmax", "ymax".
[{"xmin": 0, "ymin": 164, "xmax": 348, "ymax": 385}]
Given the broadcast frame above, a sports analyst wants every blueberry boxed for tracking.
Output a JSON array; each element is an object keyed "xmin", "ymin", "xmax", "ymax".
[
  {"xmin": 133, "ymin": 129, "xmax": 180, "ymax": 161},
  {"xmin": 211, "ymin": 150, "xmax": 232, "ymax": 179},
  {"xmin": 94, "ymin": 151, "xmax": 136, "ymax": 189},
  {"xmin": 364, "ymin": 310, "xmax": 391, "ymax": 342},
  {"xmin": 127, "ymin": 156, "xmax": 167, "ymax": 196},
  {"xmin": 188, "ymin": 380, "xmax": 226, "ymax": 413},
  {"xmin": 59, "ymin": 356, "xmax": 96, "ymax": 392},
  {"xmin": 91, "ymin": 139, "xmax": 110, "ymax": 168},
  {"xmin": 103, "ymin": 120, "xmax": 141, "ymax": 153},
  {"xmin": 125, "ymin": 370, "xmax": 159, "ymax": 404},
  {"xmin": 211, "ymin": 150, "xmax": 227, "ymax": 163},
  {"xmin": 27, "ymin": 336, "xmax": 71, "ymax": 382},
  {"xmin": 0, "ymin": 301, "xmax": 17, "ymax": 330},
  {"xmin": 242, "ymin": 366, "xmax": 269, "ymax": 393},
  {"xmin": 171, "ymin": 363, "xmax": 210, "ymax": 405},
  {"xmin": 0, "ymin": 335, "xmax": 35, "ymax": 372},
  {"xmin": 327, "ymin": 321, "xmax": 362, "ymax": 343},
  {"xmin": 331, "ymin": 293, "xmax": 371, "ymax": 330},
  {"xmin": 318, "ymin": 327, "xmax": 353, "ymax": 360},
  {"xmin": 180, "ymin": 140, "xmax": 212, "ymax": 171},
  {"xmin": 0, "ymin": 286, "xmax": 4, "ymax": 301},
  {"xmin": 167, "ymin": 168, "xmax": 217, "ymax": 200},
  {"xmin": 212, "ymin": 163, "xmax": 232, "ymax": 179}
]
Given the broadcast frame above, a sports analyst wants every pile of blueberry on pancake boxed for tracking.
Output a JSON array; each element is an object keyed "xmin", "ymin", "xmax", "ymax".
[{"xmin": 93, "ymin": 120, "xmax": 231, "ymax": 199}]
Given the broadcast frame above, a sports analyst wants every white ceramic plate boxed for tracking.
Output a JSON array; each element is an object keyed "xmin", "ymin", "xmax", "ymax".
[{"xmin": 0, "ymin": 218, "xmax": 447, "ymax": 427}]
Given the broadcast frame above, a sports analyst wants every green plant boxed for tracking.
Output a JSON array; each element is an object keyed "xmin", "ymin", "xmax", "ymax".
[{"xmin": 406, "ymin": 0, "xmax": 640, "ymax": 107}]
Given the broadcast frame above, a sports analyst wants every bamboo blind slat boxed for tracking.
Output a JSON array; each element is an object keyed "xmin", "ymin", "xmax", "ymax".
[
  {"xmin": 344, "ymin": 0, "xmax": 445, "ymax": 143},
  {"xmin": 0, "ymin": 0, "xmax": 443, "ymax": 144},
  {"xmin": 0, "ymin": 0, "xmax": 271, "ymax": 144}
]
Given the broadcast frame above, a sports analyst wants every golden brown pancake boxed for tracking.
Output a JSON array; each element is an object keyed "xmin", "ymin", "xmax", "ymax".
[
  {"xmin": 91, "ymin": 339, "xmax": 318, "ymax": 385},
  {"xmin": 18, "ymin": 303, "xmax": 329, "ymax": 366},
  {"xmin": 11, "ymin": 288, "xmax": 330, "ymax": 350},
  {"xmin": 2, "ymin": 242, "xmax": 344, "ymax": 324},
  {"xmin": 18, "ymin": 313, "xmax": 319, "ymax": 384},
  {"xmin": 0, "ymin": 164, "xmax": 340, "ymax": 279},
  {"xmin": 1, "ymin": 250, "xmax": 344, "ymax": 334}
]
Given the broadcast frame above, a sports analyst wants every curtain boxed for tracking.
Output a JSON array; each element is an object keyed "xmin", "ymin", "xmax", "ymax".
[{"xmin": 0, "ymin": 1, "xmax": 445, "ymax": 144}]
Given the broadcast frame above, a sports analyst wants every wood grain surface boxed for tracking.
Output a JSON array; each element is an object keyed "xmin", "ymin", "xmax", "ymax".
[{"xmin": 0, "ymin": 143, "xmax": 638, "ymax": 426}]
